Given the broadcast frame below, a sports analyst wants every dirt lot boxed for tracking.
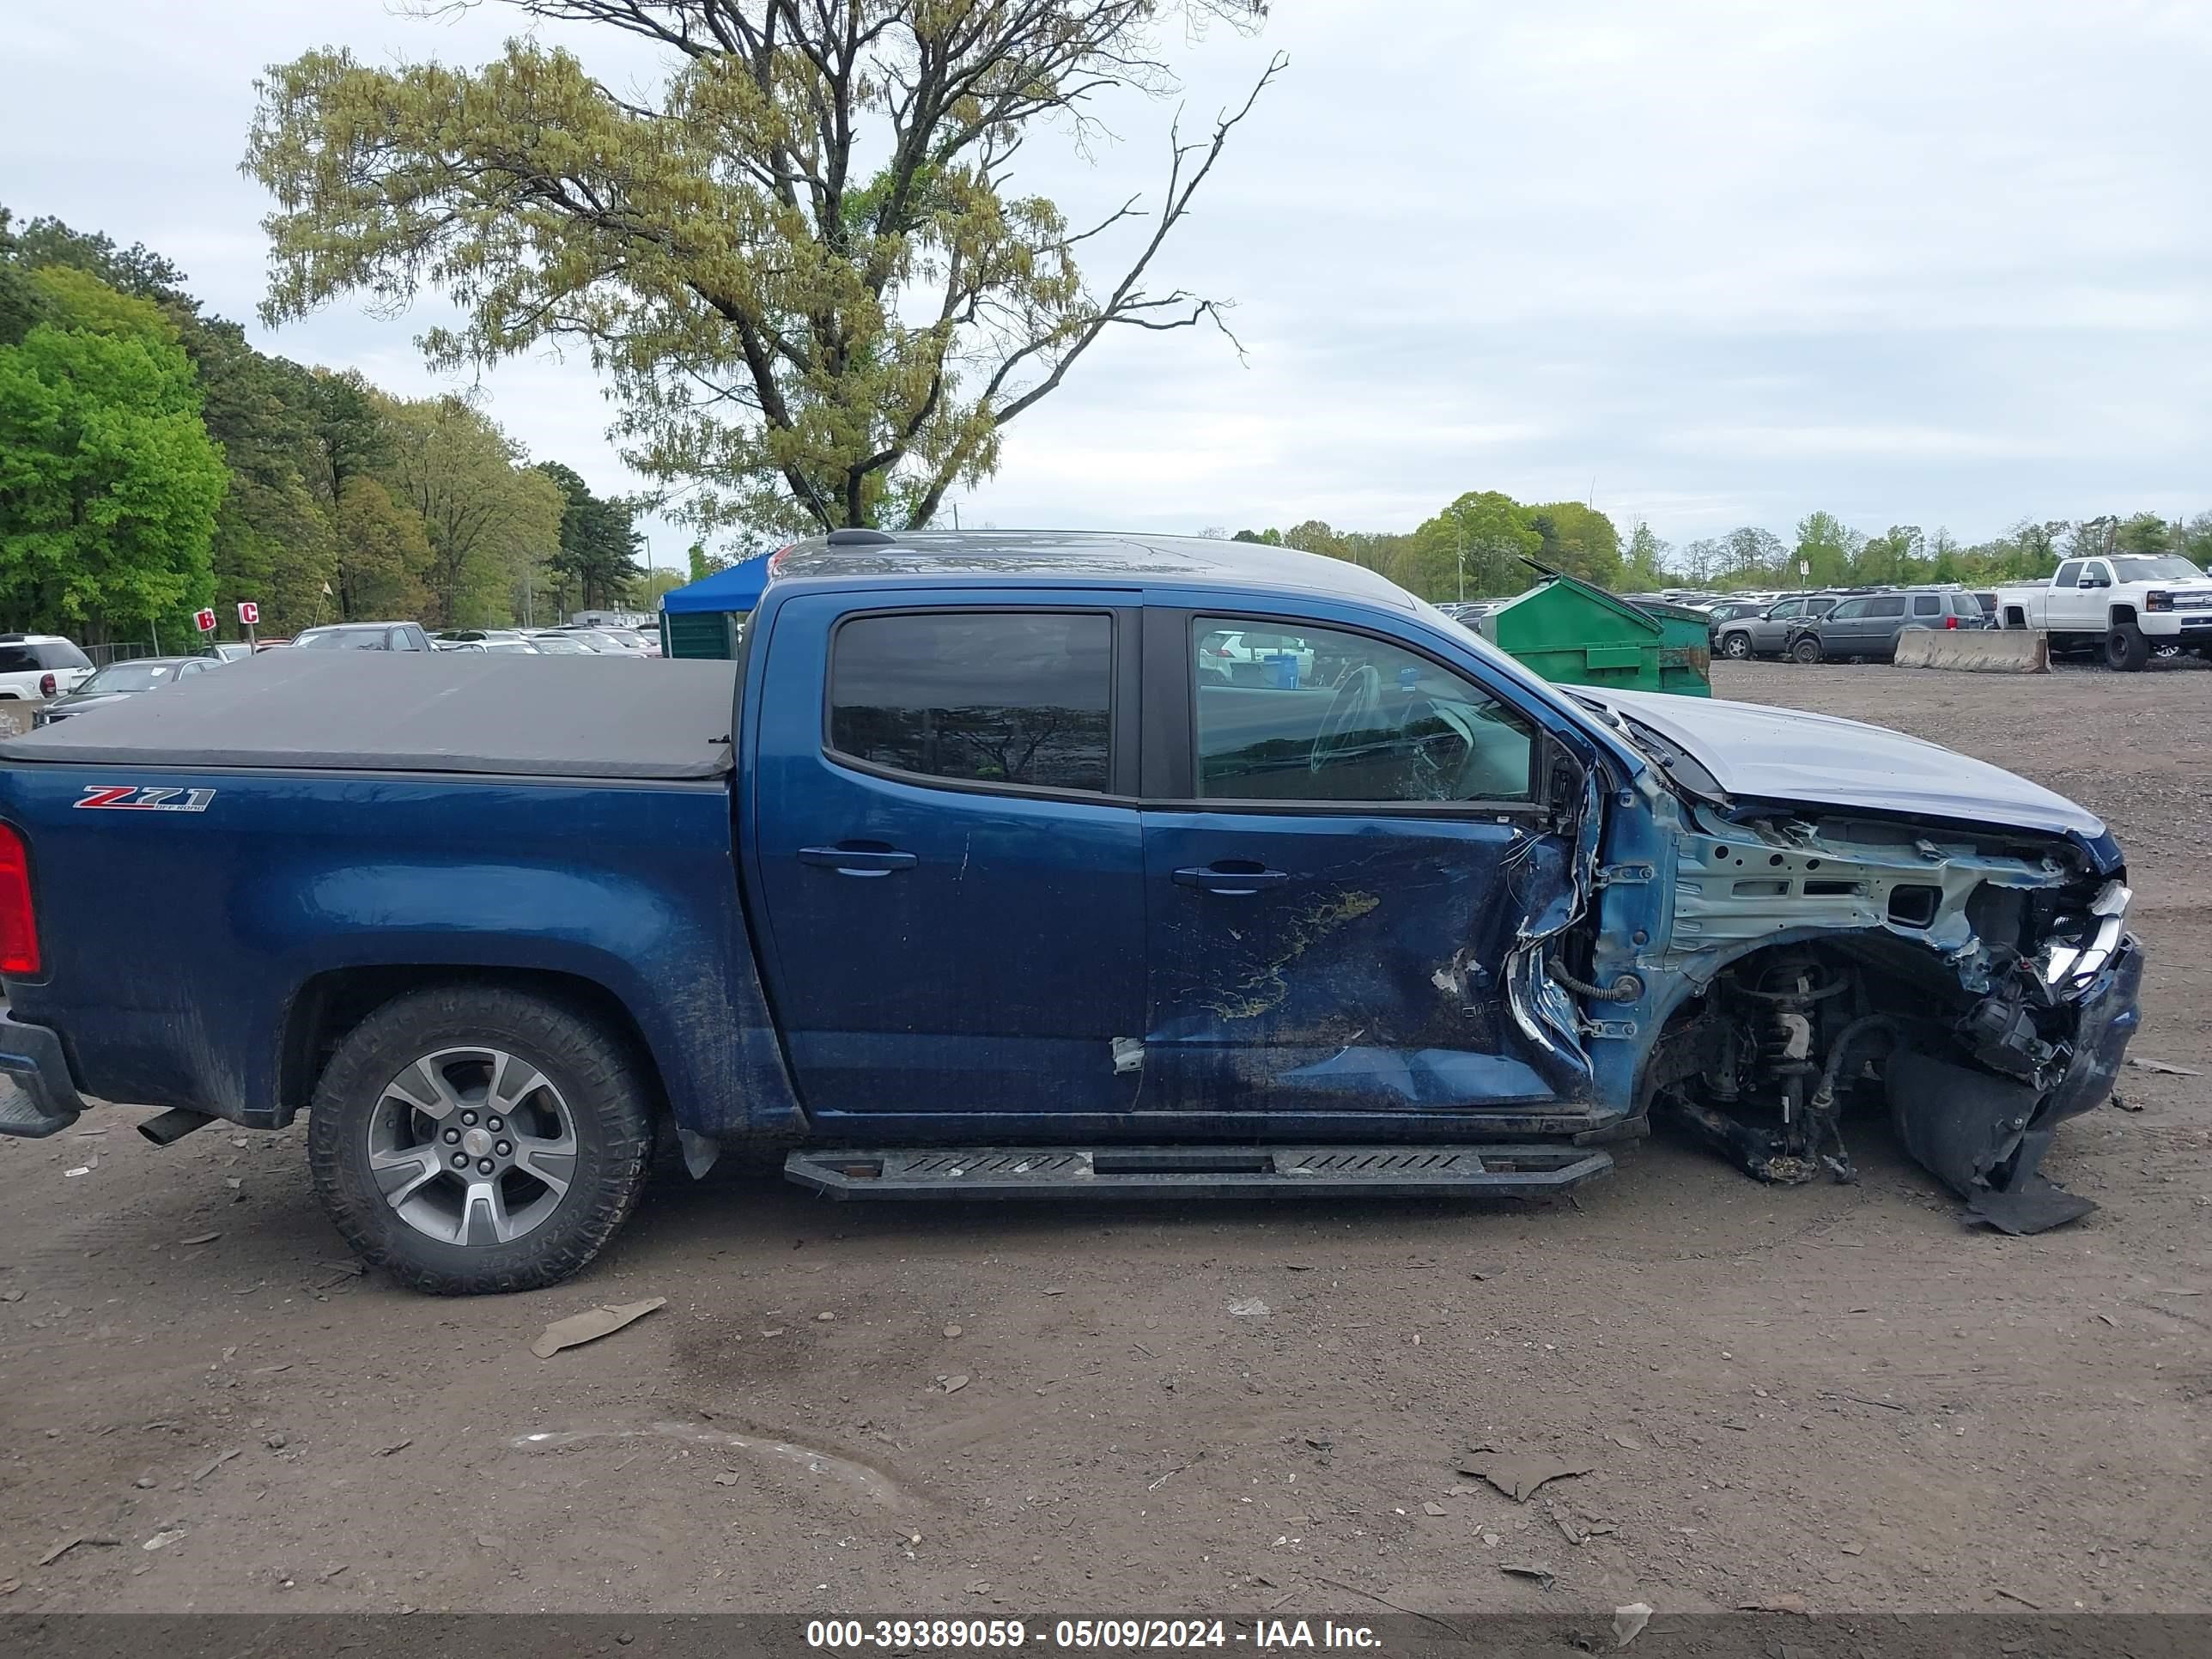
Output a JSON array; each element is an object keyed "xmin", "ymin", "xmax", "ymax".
[{"xmin": 2, "ymin": 659, "xmax": 2207, "ymax": 1617}]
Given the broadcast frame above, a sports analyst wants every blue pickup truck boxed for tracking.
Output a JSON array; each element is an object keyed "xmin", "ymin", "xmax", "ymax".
[{"xmin": 0, "ymin": 532, "xmax": 2143, "ymax": 1292}]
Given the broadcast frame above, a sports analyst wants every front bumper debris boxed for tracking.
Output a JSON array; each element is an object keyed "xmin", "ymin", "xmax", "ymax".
[
  {"xmin": 0, "ymin": 1013, "xmax": 87, "ymax": 1138},
  {"xmin": 1888, "ymin": 936, "xmax": 2143, "ymax": 1234}
]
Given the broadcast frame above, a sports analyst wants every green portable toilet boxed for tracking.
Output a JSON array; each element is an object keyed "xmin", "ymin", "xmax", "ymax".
[
  {"xmin": 657, "ymin": 550, "xmax": 773, "ymax": 659},
  {"xmin": 1474, "ymin": 562, "xmax": 1712, "ymax": 698}
]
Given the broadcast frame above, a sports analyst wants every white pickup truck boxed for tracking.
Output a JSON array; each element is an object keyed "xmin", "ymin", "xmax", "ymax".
[{"xmin": 1994, "ymin": 554, "xmax": 2212, "ymax": 670}]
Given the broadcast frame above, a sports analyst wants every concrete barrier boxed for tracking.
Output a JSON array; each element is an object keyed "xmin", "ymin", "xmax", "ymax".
[{"xmin": 1893, "ymin": 628, "xmax": 2051, "ymax": 673}]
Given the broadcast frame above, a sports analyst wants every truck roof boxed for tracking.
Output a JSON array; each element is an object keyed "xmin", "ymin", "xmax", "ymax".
[
  {"xmin": 769, "ymin": 529, "xmax": 1422, "ymax": 611},
  {"xmin": 0, "ymin": 651, "xmax": 738, "ymax": 781}
]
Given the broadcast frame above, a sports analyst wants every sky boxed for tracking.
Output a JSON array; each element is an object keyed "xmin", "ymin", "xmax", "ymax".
[{"xmin": 4, "ymin": 0, "xmax": 2208, "ymax": 559}]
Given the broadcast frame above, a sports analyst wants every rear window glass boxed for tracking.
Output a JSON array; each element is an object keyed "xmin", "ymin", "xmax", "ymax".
[
  {"xmin": 297, "ymin": 629, "xmax": 389, "ymax": 650},
  {"xmin": 830, "ymin": 611, "xmax": 1112, "ymax": 793}
]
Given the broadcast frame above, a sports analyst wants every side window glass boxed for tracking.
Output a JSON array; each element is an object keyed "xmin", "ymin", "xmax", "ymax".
[
  {"xmin": 1770, "ymin": 602, "xmax": 1800, "ymax": 620},
  {"xmin": 1193, "ymin": 617, "xmax": 1534, "ymax": 804},
  {"xmin": 830, "ymin": 611, "xmax": 1113, "ymax": 793},
  {"xmin": 1911, "ymin": 594, "xmax": 1941, "ymax": 616},
  {"xmin": 1867, "ymin": 597, "xmax": 1907, "ymax": 618},
  {"xmin": 2054, "ymin": 561, "xmax": 2083, "ymax": 588},
  {"xmin": 1828, "ymin": 600, "xmax": 1866, "ymax": 620},
  {"xmin": 0, "ymin": 647, "xmax": 37, "ymax": 675}
]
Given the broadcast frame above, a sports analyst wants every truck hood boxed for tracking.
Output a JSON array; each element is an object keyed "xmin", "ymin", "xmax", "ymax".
[{"xmin": 1583, "ymin": 689, "xmax": 2107, "ymax": 839}]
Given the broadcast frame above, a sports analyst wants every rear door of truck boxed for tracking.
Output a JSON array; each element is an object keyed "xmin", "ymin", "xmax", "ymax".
[{"xmin": 745, "ymin": 589, "xmax": 1146, "ymax": 1117}]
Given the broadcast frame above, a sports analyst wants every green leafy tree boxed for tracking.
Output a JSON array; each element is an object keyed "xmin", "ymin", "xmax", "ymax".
[
  {"xmin": 246, "ymin": 1, "xmax": 1277, "ymax": 538},
  {"xmin": 1792, "ymin": 510, "xmax": 1862, "ymax": 587},
  {"xmin": 376, "ymin": 395, "xmax": 565, "ymax": 626},
  {"xmin": 1621, "ymin": 521, "xmax": 1670, "ymax": 588},
  {"xmin": 686, "ymin": 539, "xmax": 731, "ymax": 583},
  {"xmin": 0, "ymin": 268, "xmax": 223, "ymax": 641},
  {"xmin": 1405, "ymin": 491, "xmax": 1540, "ymax": 601},
  {"xmin": 2114, "ymin": 512, "xmax": 2174, "ymax": 556},
  {"xmin": 1526, "ymin": 501, "xmax": 1621, "ymax": 586},
  {"xmin": 331, "ymin": 475, "xmax": 432, "ymax": 621},
  {"xmin": 538, "ymin": 460, "xmax": 644, "ymax": 613}
]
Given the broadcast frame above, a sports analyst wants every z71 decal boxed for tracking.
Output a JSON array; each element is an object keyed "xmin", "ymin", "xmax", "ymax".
[{"xmin": 75, "ymin": 786, "xmax": 216, "ymax": 813}]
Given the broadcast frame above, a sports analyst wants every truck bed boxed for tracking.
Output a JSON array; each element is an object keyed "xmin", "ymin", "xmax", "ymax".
[{"xmin": 0, "ymin": 651, "xmax": 738, "ymax": 781}]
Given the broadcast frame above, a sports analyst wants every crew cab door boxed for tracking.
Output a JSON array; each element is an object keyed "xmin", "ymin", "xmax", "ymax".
[
  {"xmin": 748, "ymin": 593, "xmax": 1146, "ymax": 1116},
  {"xmin": 1133, "ymin": 609, "xmax": 1590, "ymax": 1115},
  {"xmin": 2046, "ymin": 561, "xmax": 2090, "ymax": 629}
]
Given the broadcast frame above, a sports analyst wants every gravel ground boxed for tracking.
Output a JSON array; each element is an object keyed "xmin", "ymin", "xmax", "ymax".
[{"xmin": 1, "ymin": 659, "xmax": 2206, "ymax": 1617}]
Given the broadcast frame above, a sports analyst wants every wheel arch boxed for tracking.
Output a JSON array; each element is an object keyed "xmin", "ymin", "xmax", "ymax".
[{"xmin": 278, "ymin": 965, "xmax": 668, "ymax": 1127}]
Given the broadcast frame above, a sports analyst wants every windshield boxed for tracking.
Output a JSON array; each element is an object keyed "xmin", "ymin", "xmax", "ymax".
[
  {"xmin": 296, "ymin": 629, "xmax": 388, "ymax": 650},
  {"xmin": 482, "ymin": 641, "xmax": 538, "ymax": 653},
  {"xmin": 2113, "ymin": 556, "xmax": 2206, "ymax": 582},
  {"xmin": 80, "ymin": 662, "xmax": 180, "ymax": 693}
]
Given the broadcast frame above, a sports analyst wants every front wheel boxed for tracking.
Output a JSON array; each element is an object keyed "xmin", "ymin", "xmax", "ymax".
[
  {"xmin": 1719, "ymin": 633, "xmax": 1753, "ymax": 659},
  {"xmin": 307, "ymin": 986, "xmax": 655, "ymax": 1295},
  {"xmin": 1789, "ymin": 636, "xmax": 1823, "ymax": 665},
  {"xmin": 2105, "ymin": 623, "xmax": 2151, "ymax": 672}
]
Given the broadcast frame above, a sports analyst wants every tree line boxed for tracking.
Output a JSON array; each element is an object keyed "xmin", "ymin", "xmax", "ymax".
[
  {"xmin": 0, "ymin": 207, "xmax": 645, "ymax": 646},
  {"xmin": 1232, "ymin": 495, "xmax": 2212, "ymax": 605}
]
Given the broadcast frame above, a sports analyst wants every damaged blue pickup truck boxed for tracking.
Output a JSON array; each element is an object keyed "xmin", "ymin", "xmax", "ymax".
[{"xmin": 0, "ymin": 532, "xmax": 2142, "ymax": 1293}]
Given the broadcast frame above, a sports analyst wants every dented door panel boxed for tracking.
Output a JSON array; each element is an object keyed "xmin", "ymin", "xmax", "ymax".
[{"xmin": 1135, "ymin": 811, "xmax": 1593, "ymax": 1112}]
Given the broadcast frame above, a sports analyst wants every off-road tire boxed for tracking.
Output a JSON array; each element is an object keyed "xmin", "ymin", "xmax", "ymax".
[
  {"xmin": 307, "ymin": 986, "xmax": 654, "ymax": 1295},
  {"xmin": 2105, "ymin": 623, "xmax": 2150, "ymax": 672},
  {"xmin": 1719, "ymin": 632, "xmax": 1753, "ymax": 659},
  {"xmin": 1789, "ymin": 636, "xmax": 1823, "ymax": 665}
]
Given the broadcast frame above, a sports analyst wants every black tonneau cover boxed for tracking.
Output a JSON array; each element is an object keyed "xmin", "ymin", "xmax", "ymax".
[{"xmin": 0, "ymin": 651, "xmax": 737, "ymax": 781}]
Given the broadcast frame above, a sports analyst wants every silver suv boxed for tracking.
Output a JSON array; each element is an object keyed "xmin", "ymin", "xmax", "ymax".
[{"xmin": 1785, "ymin": 590, "xmax": 1988, "ymax": 664}]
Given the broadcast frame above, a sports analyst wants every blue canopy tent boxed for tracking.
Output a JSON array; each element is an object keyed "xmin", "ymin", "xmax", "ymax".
[{"xmin": 657, "ymin": 553, "xmax": 774, "ymax": 659}]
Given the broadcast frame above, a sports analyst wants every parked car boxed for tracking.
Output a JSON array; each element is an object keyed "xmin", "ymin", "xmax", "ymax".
[
  {"xmin": 1197, "ymin": 627, "xmax": 1318, "ymax": 685},
  {"xmin": 440, "ymin": 639, "xmax": 542, "ymax": 656},
  {"xmin": 1711, "ymin": 593, "xmax": 1846, "ymax": 660},
  {"xmin": 208, "ymin": 642, "xmax": 257, "ymax": 664},
  {"xmin": 293, "ymin": 622, "xmax": 434, "ymax": 653},
  {"xmin": 1992, "ymin": 554, "xmax": 2212, "ymax": 671},
  {"xmin": 434, "ymin": 629, "xmax": 526, "ymax": 648},
  {"xmin": 0, "ymin": 635, "xmax": 94, "ymax": 702},
  {"xmin": 0, "ymin": 533, "xmax": 2145, "ymax": 1293},
  {"xmin": 524, "ymin": 631, "xmax": 597, "ymax": 655},
  {"xmin": 1784, "ymin": 589, "xmax": 1989, "ymax": 663},
  {"xmin": 31, "ymin": 656, "xmax": 221, "ymax": 726},
  {"xmin": 1704, "ymin": 599, "xmax": 1770, "ymax": 630}
]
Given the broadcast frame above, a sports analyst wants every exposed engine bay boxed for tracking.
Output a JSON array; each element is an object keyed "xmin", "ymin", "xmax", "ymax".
[{"xmin": 1615, "ymin": 797, "xmax": 2141, "ymax": 1233}]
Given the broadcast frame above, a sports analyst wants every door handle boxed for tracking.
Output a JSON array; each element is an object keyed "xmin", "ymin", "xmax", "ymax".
[
  {"xmin": 799, "ymin": 845, "xmax": 918, "ymax": 877},
  {"xmin": 1175, "ymin": 864, "xmax": 1293, "ymax": 896}
]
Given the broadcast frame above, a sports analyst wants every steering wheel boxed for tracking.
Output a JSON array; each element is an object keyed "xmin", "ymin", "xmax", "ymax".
[{"xmin": 1309, "ymin": 665, "xmax": 1383, "ymax": 775}]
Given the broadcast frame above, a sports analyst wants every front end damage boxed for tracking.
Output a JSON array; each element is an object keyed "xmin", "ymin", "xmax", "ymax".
[{"xmin": 1615, "ymin": 799, "xmax": 2142, "ymax": 1231}]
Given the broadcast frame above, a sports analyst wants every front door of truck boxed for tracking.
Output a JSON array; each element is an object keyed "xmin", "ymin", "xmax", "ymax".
[
  {"xmin": 750, "ymin": 594, "xmax": 1146, "ymax": 1117},
  {"xmin": 1135, "ymin": 611, "xmax": 1589, "ymax": 1115}
]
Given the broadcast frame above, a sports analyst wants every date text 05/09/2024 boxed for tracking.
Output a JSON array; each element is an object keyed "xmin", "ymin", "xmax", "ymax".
[{"xmin": 805, "ymin": 1621, "xmax": 1382, "ymax": 1651}]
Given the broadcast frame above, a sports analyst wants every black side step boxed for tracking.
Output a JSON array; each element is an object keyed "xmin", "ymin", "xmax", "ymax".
[{"xmin": 784, "ymin": 1144, "xmax": 1613, "ymax": 1201}]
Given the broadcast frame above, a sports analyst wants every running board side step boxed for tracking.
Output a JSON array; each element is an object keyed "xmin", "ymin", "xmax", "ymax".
[{"xmin": 785, "ymin": 1144, "xmax": 1613, "ymax": 1200}]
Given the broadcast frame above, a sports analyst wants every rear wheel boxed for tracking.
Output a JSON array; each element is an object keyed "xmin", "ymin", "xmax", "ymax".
[
  {"xmin": 1719, "ymin": 632, "xmax": 1753, "ymax": 659},
  {"xmin": 2105, "ymin": 623, "xmax": 2150, "ymax": 672},
  {"xmin": 307, "ymin": 986, "xmax": 654, "ymax": 1295},
  {"xmin": 1789, "ymin": 636, "xmax": 1823, "ymax": 665}
]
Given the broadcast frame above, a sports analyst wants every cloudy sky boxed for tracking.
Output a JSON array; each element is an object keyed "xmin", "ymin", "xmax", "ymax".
[{"xmin": 5, "ymin": 0, "xmax": 2207, "ymax": 556}]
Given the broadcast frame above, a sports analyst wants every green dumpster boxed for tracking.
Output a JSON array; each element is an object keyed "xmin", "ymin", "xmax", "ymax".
[
  {"xmin": 1474, "ymin": 564, "xmax": 1712, "ymax": 697},
  {"xmin": 1632, "ymin": 599, "xmax": 1716, "ymax": 698}
]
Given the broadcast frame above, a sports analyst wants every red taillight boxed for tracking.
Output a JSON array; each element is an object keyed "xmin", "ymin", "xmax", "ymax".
[
  {"xmin": 38, "ymin": 672, "xmax": 55, "ymax": 696},
  {"xmin": 0, "ymin": 824, "xmax": 39, "ymax": 976},
  {"xmin": 1945, "ymin": 615, "xmax": 1959, "ymax": 629}
]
